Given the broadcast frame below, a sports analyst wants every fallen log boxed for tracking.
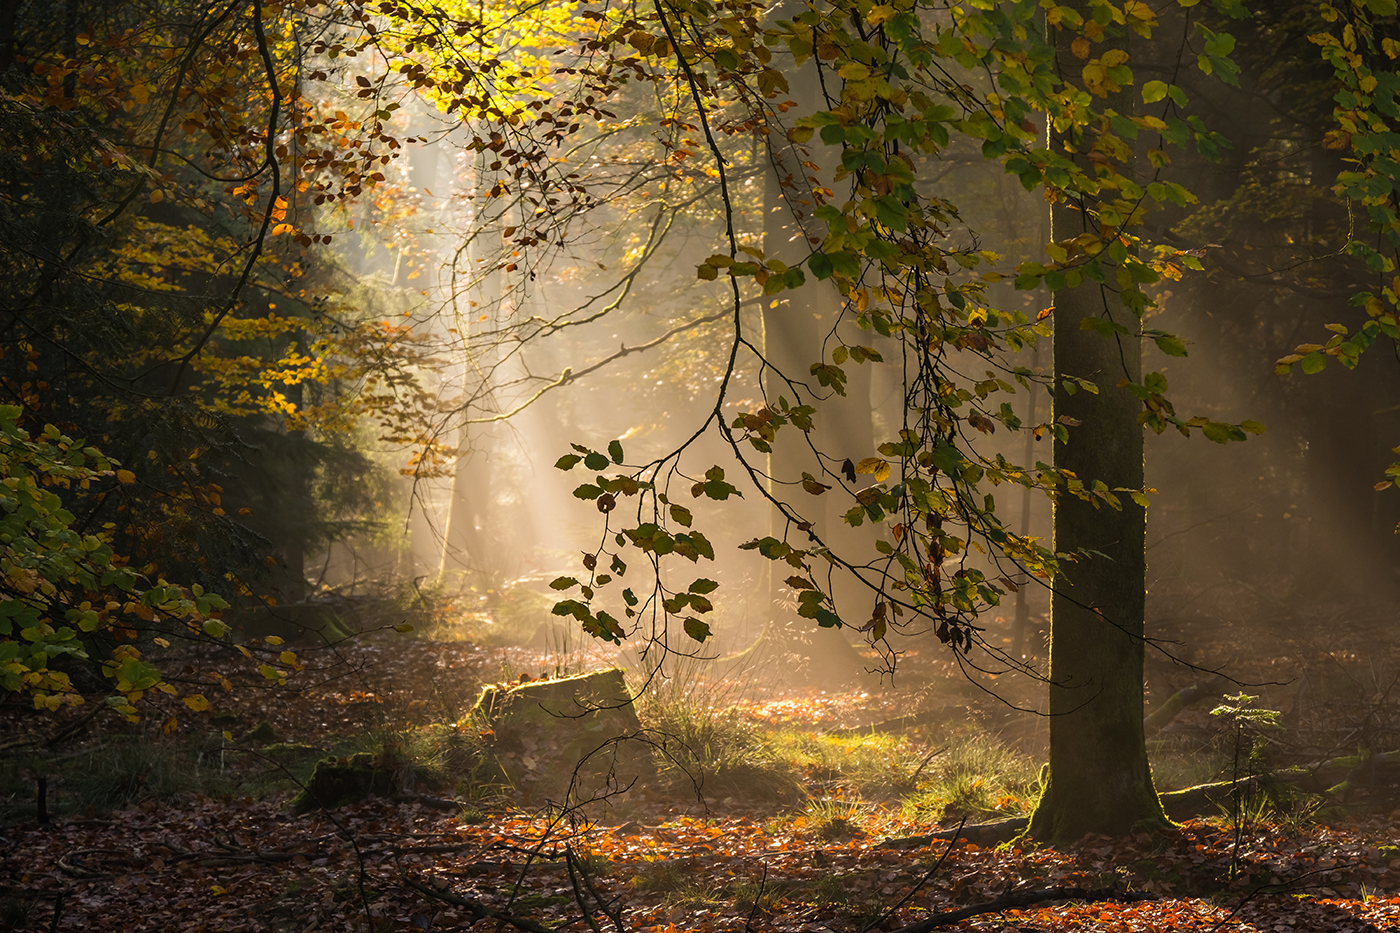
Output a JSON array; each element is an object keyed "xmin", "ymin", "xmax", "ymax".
[
  {"xmin": 889, "ymin": 885, "xmax": 1158, "ymax": 933},
  {"xmin": 1159, "ymin": 776, "xmax": 1265, "ymax": 820},
  {"xmin": 879, "ymin": 777, "xmax": 1270, "ymax": 849},
  {"xmin": 879, "ymin": 817, "xmax": 1027, "ymax": 849},
  {"xmin": 1143, "ymin": 677, "xmax": 1227, "ymax": 737},
  {"xmin": 1298, "ymin": 748, "xmax": 1400, "ymax": 798}
]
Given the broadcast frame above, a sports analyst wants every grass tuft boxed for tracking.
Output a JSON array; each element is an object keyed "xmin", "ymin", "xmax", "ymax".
[
  {"xmin": 902, "ymin": 735, "xmax": 1038, "ymax": 823},
  {"xmin": 641, "ymin": 697, "xmax": 804, "ymax": 804}
]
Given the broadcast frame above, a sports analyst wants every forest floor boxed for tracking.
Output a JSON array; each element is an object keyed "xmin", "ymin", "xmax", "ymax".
[{"xmin": 2, "ymin": 625, "xmax": 1399, "ymax": 933}]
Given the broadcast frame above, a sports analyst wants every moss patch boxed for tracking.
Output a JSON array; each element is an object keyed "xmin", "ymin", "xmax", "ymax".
[{"xmin": 292, "ymin": 753, "xmax": 396, "ymax": 812}]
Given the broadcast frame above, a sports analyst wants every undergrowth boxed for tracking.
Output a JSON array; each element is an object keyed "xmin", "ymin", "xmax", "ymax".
[{"xmin": 902, "ymin": 735, "xmax": 1040, "ymax": 823}]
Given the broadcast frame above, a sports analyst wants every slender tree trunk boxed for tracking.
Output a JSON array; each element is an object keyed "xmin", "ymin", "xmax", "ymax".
[
  {"xmin": 1011, "ymin": 342, "xmax": 1038, "ymax": 658},
  {"xmin": 274, "ymin": 326, "xmax": 310, "ymax": 604},
  {"xmin": 1027, "ymin": 7, "xmax": 1166, "ymax": 841},
  {"xmin": 756, "ymin": 29, "xmax": 868, "ymax": 685}
]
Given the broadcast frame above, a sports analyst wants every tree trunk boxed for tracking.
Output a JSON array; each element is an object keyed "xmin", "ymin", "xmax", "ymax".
[
  {"xmin": 1027, "ymin": 7, "xmax": 1167, "ymax": 841},
  {"xmin": 757, "ymin": 31, "xmax": 869, "ymax": 685}
]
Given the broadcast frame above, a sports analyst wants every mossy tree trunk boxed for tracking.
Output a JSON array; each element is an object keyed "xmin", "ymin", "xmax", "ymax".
[{"xmin": 1026, "ymin": 5, "xmax": 1167, "ymax": 842}]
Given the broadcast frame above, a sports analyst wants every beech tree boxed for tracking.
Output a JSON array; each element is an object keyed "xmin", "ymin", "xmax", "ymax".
[
  {"xmin": 1028, "ymin": 2, "xmax": 1164, "ymax": 841},
  {"xmin": 536, "ymin": 0, "xmax": 1260, "ymax": 841}
]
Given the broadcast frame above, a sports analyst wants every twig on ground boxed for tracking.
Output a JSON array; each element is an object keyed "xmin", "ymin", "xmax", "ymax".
[
  {"xmin": 861, "ymin": 816, "xmax": 967, "ymax": 933},
  {"xmin": 404, "ymin": 874, "xmax": 555, "ymax": 933}
]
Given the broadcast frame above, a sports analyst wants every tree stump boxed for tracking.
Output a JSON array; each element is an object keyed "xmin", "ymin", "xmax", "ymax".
[{"xmin": 470, "ymin": 669, "xmax": 644, "ymax": 805}]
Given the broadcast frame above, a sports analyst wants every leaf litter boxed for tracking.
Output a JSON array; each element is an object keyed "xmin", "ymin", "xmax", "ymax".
[{"xmin": 1, "ymin": 634, "xmax": 1398, "ymax": 932}]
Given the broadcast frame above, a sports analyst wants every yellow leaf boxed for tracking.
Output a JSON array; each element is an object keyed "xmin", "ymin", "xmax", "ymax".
[
  {"xmin": 116, "ymin": 469, "xmax": 136, "ymax": 484},
  {"xmin": 855, "ymin": 458, "xmax": 892, "ymax": 483},
  {"xmin": 163, "ymin": 716, "xmax": 178, "ymax": 735},
  {"xmin": 278, "ymin": 650, "xmax": 298, "ymax": 666},
  {"xmin": 865, "ymin": 4, "xmax": 897, "ymax": 24},
  {"xmin": 184, "ymin": 694, "xmax": 209, "ymax": 711},
  {"xmin": 263, "ymin": 635, "xmax": 284, "ymax": 645}
]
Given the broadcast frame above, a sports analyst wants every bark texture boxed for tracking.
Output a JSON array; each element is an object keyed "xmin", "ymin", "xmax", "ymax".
[{"xmin": 1027, "ymin": 6, "xmax": 1167, "ymax": 842}]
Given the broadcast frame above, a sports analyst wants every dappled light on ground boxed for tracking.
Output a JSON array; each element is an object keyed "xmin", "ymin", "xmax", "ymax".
[{"xmin": 3, "ymin": 631, "xmax": 1400, "ymax": 933}]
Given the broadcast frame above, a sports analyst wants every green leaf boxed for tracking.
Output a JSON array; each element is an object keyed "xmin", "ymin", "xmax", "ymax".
[
  {"xmin": 607, "ymin": 440, "xmax": 624, "ymax": 464},
  {"xmin": 1153, "ymin": 334, "xmax": 1188, "ymax": 357},
  {"xmin": 550, "ymin": 576, "xmax": 579, "ymax": 590},
  {"xmin": 683, "ymin": 617, "xmax": 711, "ymax": 642},
  {"xmin": 1142, "ymin": 80, "xmax": 1169, "ymax": 103},
  {"xmin": 1240, "ymin": 420, "xmax": 1266, "ymax": 435},
  {"xmin": 554, "ymin": 454, "xmax": 583, "ymax": 470},
  {"xmin": 1202, "ymin": 421, "xmax": 1237, "ymax": 444},
  {"xmin": 584, "ymin": 452, "xmax": 609, "ymax": 471},
  {"xmin": 1301, "ymin": 352, "xmax": 1327, "ymax": 374},
  {"xmin": 552, "ymin": 598, "xmax": 589, "ymax": 619}
]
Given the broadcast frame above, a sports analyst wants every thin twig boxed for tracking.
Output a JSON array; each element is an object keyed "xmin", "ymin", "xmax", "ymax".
[
  {"xmin": 861, "ymin": 816, "xmax": 965, "ymax": 933},
  {"xmin": 404, "ymin": 875, "xmax": 555, "ymax": 933}
]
